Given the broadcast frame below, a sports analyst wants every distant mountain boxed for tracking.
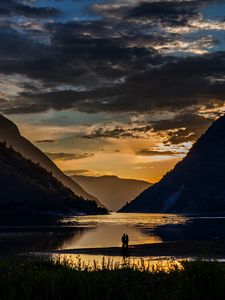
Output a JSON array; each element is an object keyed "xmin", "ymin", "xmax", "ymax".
[
  {"xmin": 0, "ymin": 142, "xmax": 107, "ymax": 216},
  {"xmin": 0, "ymin": 114, "xmax": 98, "ymax": 202},
  {"xmin": 71, "ymin": 175, "xmax": 151, "ymax": 211},
  {"xmin": 120, "ymin": 115, "xmax": 225, "ymax": 214}
]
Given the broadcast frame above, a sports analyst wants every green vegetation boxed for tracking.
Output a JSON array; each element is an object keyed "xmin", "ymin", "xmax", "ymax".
[{"xmin": 0, "ymin": 257, "xmax": 225, "ymax": 299}]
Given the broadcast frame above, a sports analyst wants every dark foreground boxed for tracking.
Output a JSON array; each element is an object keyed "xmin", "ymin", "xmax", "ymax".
[
  {"xmin": 51, "ymin": 240, "xmax": 225, "ymax": 258},
  {"xmin": 1, "ymin": 258, "xmax": 225, "ymax": 300}
]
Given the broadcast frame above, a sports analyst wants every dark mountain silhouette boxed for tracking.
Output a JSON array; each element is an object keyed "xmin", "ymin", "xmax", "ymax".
[
  {"xmin": 120, "ymin": 115, "xmax": 225, "ymax": 213},
  {"xmin": 0, "ymin": 141, "xmax": 107, "ymax": 216},
  {"xmin": 71, "ymin": 175, "xmax": 151, "ymax": 211},
  {"xmin": 0, "ymin": 114, "xmax": 98, "ymax": 202}
]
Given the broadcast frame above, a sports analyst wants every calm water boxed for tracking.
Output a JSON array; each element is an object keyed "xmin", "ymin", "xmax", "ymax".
[
  {"xmin": 1, "ymin": 213, "xmax": 225, "ymax": 257},
  {"xmin": 59, "ymin": 213, "xmax": 188, "ymax": 249}
]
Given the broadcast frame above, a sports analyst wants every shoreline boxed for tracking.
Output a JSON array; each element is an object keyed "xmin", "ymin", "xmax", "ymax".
[{"xmin": 50, "ymin": 240, "xmax": 225, "ymax": 258}]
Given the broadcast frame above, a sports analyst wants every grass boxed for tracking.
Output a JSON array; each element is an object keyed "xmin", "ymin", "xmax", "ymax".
[{"xmin": 0, "ymin": 256, "xmax": 225, "ymax": 300}]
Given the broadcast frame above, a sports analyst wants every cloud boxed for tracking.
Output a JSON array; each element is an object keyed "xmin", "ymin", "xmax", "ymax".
[
  {"xmin": 81, "ymin": 127, "xmax": 140, "ymax": 139},
  {"xmin": 0, "ymin": 1, "xmax": 222, "ymax": 105},
  {"xmin": 0, "ymin": 0, "xmax": 60, "ymax": 18},
  {"xmin": 36, "ymin": 139, "xmax": 55, "ymax": 144},
  {"xmin": 136, "ymin": 149, "xmax": 185, "ymax": 157},
  {"xmin": 3, "ymin": 50, "xmax": 225, "ymax": 116},
  {"xmin": 0, "ymin": 0, "xmax": 224, "ymax": 150},
  {"xmin": 45, "ymin": 152, "xmax": 95, "ymax": 161},
  {"xmin": 151, "ymin": 112, "xmax": 213, "ymax": 144},
  {"xmin": 0, "ymin": 0, "xmax": 223, "ymax": 119},
  {"xmin": 77, "ymin": 111, "xmax": 214, "ymax": 145},
  {"xmin": 64, "ymin": 169, "xmax": 103, "ymax": 176},
  {"xmin": 127, "ymin": 1, "xmax": 198, "ymax": 26},
  {"xmin": 64, "ymin": 169, "xmax": 91, "ymax": 176},
  {"xmin": 80, "ymin": 124, "xmax": 154, "ymax": 139}
]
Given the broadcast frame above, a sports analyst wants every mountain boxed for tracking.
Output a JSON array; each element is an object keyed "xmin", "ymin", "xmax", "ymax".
[
  {"xmin": 71, "ymin": 175, "xmax": 151, "ymax": 211},
  {"xmin": 0, "ymin": 114, "xmax": 98, "ymax": 202},
  {"xmin": 120, "ymin": 115, "xmax": 225, "ymax": 214},
  {"xmin": 0, "ymin": 141, "xmax": 107, "ymax": 216}
]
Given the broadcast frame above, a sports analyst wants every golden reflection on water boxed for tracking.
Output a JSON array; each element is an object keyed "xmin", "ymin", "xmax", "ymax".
[
  {"xmin": 62, "ymin": 213, "xmax": 188, "ymax": 227},
  {"xmin": 51, "ymin": 253, "xmax": 184, "ymax": 272},
  {"xmin": 58, "ymin": 224, "xmax": 162, "ymax": 250},
  {"xmin": 59, "ymin": 213, "xmax": 188, "ymax": 250}
]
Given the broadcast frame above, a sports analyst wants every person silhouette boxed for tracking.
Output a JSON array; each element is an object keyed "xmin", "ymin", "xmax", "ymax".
[
  {"xmin": 121, "ymin": 233, "xmax": 126, "ymax": 249},
  {"xmin": 125, "ymin": 234, "xmax": 129, "ymax": 249}
]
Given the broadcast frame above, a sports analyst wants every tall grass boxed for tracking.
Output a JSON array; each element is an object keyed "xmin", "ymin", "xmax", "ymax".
[
  {"xmin": 0, "ymin": 256, "xmax": 224, "ymax": 300},
  {"xmin": 53, "ymin": 255, "xmax": 182, "ymax": 272}
]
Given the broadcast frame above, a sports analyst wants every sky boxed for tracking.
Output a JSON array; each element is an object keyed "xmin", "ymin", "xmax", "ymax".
[{"xmin": 0, "ymin": 0, "xmax": 225, "ymax": 182}]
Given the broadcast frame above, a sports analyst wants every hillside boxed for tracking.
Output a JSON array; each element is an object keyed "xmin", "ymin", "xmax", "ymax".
[
  {"xmin": 0, "ymin": 114, "xmax": 97, "ymax": 202},
  {"xmin": 71, "ymin": 175, "xmax": 151, "ymax": 211},
  {"xmin": 120, "ymin": 115, "xmax": 225, "ymax": 213},
  {"xmin": 0, "ymin": 141, "xmax": 107, "ymax": 216}
]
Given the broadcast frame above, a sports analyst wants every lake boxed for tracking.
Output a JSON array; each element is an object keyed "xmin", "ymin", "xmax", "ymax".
[
  {"xmin": 1, "ymin": 213, "xmax": 225, "ymax": 259},
  {"xmin": 59, "ymin": 213, "xmax": 188, "ymax": 249}
]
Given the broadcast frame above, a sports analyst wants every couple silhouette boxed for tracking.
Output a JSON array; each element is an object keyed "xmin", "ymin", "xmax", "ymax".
[{"xmin": 121, "ymin": 233, "xmax": 129, "ymax": 249}]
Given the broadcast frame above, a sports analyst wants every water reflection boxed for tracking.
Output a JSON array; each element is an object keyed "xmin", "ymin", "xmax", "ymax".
[
  {"xmin": 0, "ymin": 227, "xmax": 87, "ymax": 255},
  {"xmin": 58, "ymin": 224, "xmax": 161, "ymax": 250},
  {"xmin": 154, "ymin": 216, "xmax": 225, "ymax": 242},
  {"xmin": 59, "ymin": 213, "xmax": 187, "ymax": 249},
  {"xmin": 62, "ymin": 213, "xmax": 188, "ymax": 227},
  {"xmin": 1, "ymin": 213, "xmax": 225, "ymax": 256},
  {"xmin": 50, "ymin": 253, "xmax": 184, "ymax": 272}
]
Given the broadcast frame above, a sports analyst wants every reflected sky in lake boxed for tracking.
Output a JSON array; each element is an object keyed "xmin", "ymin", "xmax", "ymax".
[
  {"xmin": 58, "ymin": 224, "xmax": 161, "ymax": 249},
  {"xmin": 63, "ymin": 213, "xmax": 188, "ymax": 226},
  {"xmin": 59, "ymin": 213, "xmax": 188, "ymax": 249},
  {"xmin": 50, "ymin": 254, "xmax": 184, "ymax": 272},
  {"xmin": 1, "ymin": 213, "xmax": 225, "ymax": 255}
]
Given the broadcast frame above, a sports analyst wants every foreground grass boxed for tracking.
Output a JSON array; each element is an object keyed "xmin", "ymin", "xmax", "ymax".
[{"xmin": 0, "ymin": 257, "xmax": 225, "ymax": 300}]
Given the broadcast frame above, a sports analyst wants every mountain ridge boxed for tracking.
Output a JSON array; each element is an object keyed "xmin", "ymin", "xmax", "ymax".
[
  {"xmin": 120, "ymin": 115, "xmax": 225, "ymax": 213},
  {"xmin": 0, "ymin": 114, "xmax": 99, "ymax": 203},
  {"xmin": 72, "ymin": 175, "xmax": 151, "ymax": 211},
  {"xmin": 0, "ymin": 141, "xmax": 107, "ymax": 216}
]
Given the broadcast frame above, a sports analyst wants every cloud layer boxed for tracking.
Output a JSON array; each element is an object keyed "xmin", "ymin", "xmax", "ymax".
[
  {"xmin": 45, "ymin": 152, "xmax": 95, "ymax": 161},
  {"xmin": 0, "ymin": 0, "xmax": 225, "ymax": 118},
  {"xmin": 1, "ymin": 0, "xmax": 225, "ymax": 181}
]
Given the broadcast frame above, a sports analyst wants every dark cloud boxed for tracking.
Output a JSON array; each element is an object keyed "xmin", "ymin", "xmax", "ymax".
[
  {"xmin": 77, "ymin": 111, "xmax": 215, "ymax": 144},
  {"xmin": 126, "ymin": 0, "xmax": 222, "ymax": 25},
  {"xmin": 0, "ymin": 0, "xmax": 224, "ymax": 149},
  {"xmin": 165, "ymin": 129, "xmax": 196, "ymax": 145},
  {"xmin": 64, "ymin": 169, "xmax": 91, "ymax": 176},
  {"xmin": 0, "ymin": 0, "xmax": 60, "ymax": 18},
  {"xmin": 81, "ymin": 128, "xmax": 138, "ymax": 139},
  {"xmin": 76, "ymin": 112, "xmax": 213, "ymax": 144},
  {"xmin": 128, "ymin": 1, "xmax": 198, "ymax": 26},
  {"xmin": 5, "ymin": 51, "xmax": 225, "ymax": 115},
  {"xmin": 0, "ymin": 0, "xmax": 223, "ymax": 118},
  {"xmin": 45, "ymin": 152, "xmax": 95, "ymax": 161},
  {"xmin": 36, "ymin": 140, "xmax": 55, "ymax": 144},
  {"xmin": 136, "ymin": 149, "xmax": 185, "ymax": 156},
  {"xmin": 93, "ymin": 0, "xmax": 220, "ymax": 28},
  {"xmin": 0, "ymin": 19, "xmax": 159, "ymax": 90},
  {"xmin": 152, "ymin": 113, "xmax": 213, "ymax": 132},
  {"xmin": 81, "ymin": 126, "xmax": 153, "ymax": 139},
  {"xmin": 151, "ymin": 112, "xmax": 213, "ymax": 144}
]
